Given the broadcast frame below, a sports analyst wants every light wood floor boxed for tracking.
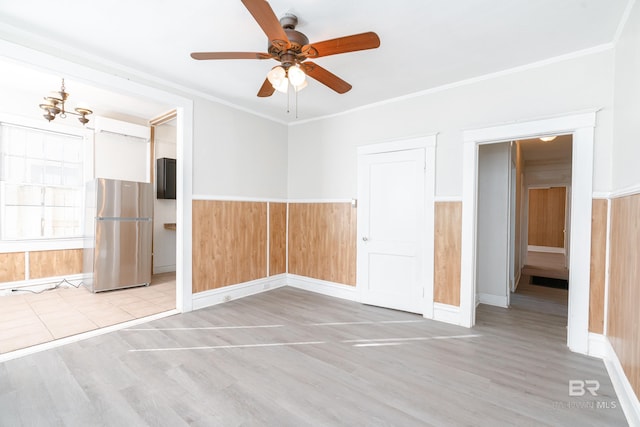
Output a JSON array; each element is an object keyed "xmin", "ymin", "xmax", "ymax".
[
  {"xmin": 0, "ymin": 286, "xmax": 627, "ymax": 426},
  {"xmin": 0, "ymin": 273, "xmax": 175, "ymax": 354}
]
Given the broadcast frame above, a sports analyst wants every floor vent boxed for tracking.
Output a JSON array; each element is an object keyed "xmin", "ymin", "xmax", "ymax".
[{"xmin": 530, "ymin": 276, "xmax": 568, "ymax": 290}]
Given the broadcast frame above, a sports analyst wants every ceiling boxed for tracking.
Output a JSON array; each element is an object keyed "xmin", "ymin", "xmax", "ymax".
[
  {"xmin": 0, "ymin": 0, "xmax": 630, "ymax": 124},
  {"xmin": 519, "ymin": 135, "xmax": 572, "ymax": 163}
]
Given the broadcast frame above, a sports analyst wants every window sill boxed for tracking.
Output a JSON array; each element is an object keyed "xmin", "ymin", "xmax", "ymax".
[{"xmin": 0, "ymin": 238, "xmax": 86, "ymax": 253}]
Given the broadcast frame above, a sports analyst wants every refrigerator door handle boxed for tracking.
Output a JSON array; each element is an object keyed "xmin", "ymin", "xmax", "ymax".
[{"xmin": 96, "ymin": 217, "xmax": 152, "ymax": 222}]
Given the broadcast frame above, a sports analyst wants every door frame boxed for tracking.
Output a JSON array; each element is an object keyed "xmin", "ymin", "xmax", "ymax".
[
  {"xmin": 461, "ymin": 111, "xmax": 596, "ymax": 355},
  {"xmin": 356, "ymin": 135, "xmax": 436, "ymax": 318}
]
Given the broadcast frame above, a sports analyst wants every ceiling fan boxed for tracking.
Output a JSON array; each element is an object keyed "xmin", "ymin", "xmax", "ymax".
[{"xmin": 190, "ymin": 0, "xmax": 381, "ymax": 97}]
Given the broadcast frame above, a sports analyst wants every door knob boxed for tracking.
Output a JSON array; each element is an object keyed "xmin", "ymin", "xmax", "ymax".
[{"xmin": 362, "ymin": 236, "xmax": 368, "ymax": 241}]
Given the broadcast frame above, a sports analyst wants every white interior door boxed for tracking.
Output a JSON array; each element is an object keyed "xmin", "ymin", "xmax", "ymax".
[{"xmin": 357, "ymin": 148, "xmax": 426, "ymax": 314}]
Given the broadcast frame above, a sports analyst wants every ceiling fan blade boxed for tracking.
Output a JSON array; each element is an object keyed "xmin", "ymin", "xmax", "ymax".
[
  {"xmin": 257, "ymin": 78, "xmax": 275, "ymax": 97},
  {"xmin": 241, "ymin": 0, "xmax": 290, "ymax": 50},
  {"xmin": 302, "ymin": 32, "xmax": 380, "ymax": 58},
  {"xmin": 301, "ymin": 62, "xmax": 352, "ymax": 94},
  {"xmin": 191, "ymin": 52, "xmax": 272, "ymax": 60}
]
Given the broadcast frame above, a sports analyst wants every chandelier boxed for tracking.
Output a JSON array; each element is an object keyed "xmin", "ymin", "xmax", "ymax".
[{"xmin": 39, "ymin": 78, "xmax": 93, "ymax": 125}]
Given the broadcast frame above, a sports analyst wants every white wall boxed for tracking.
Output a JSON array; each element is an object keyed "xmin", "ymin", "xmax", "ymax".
[
  {"xmin": 476, "ymin": 143, "xmax": 510, "ymax": 306},
  {"xmin": 153, "ymin": 122, "xmax": 176, "ymax": 274},
  {"xmin": 192, "ymin": 98, "xmax": 288, "ymax": 199},
  {"xmin": 94, "ymin": 132, "xmax": 149, "ymax": 182},
  {"xmin": 288, "ymin": 50, "xmax": 615, "ymax": 199},
  {"xmin": 613, "ymin": 1, "xmax": 640, "ymax": 191}
]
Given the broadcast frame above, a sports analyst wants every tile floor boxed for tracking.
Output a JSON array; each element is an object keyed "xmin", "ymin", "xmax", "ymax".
[{"xmin": 0, "ymin": 272, "xmax": 175, "ymax": 354}]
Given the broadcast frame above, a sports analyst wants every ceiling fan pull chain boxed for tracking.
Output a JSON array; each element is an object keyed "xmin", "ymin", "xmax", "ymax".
[{"xmin": 287, "ymin": 79, "xmax": 291, "ymax": 114}]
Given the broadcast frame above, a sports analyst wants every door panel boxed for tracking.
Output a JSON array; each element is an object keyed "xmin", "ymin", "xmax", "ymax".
[
  {"xmin": 358, "ymin": 148, "xmax": 425, "ymax": 314},
  {"xmin": 528, "ymin": 187, "xmax": 566, "ymax": 248}
]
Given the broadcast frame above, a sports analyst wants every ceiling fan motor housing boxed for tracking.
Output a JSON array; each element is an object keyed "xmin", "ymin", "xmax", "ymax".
[{"xmin": 267, "ymin": 14, "xmax": 310, "ymax": 65}]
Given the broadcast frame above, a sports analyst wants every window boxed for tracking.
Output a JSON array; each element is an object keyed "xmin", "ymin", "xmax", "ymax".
[{"xmin": 0, "ymin": 123, "xmax": 85, "ymax": 240}]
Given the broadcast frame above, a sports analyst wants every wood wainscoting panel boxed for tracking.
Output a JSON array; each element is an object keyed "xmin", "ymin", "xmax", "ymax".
[
  {"xmin": 0, "ymin": 252, "xmax": 25, "ymax": 282},
  {"xmin": 609, "ymin": 193, "xmax": 640, "ymax": 398},
  {"xmin": 528, "ymin": 187, "xmax": 566, "ymax": 248},
  {"xmin": 29, "ymin": 249, "xmax": 83, "ymax": 279},
  {"xmin": 288, "ymin": 203, "xmax": 356, "ymax": 286},
  {"xmin": 589, "ymin": 199, "xmax": 607, "ymax": 334},
  {"xmin": 434, "ymin": 202, "xmax": 462, "ymax": 306},
  {"xmin": 269, "ymin": 202, "xmax": 287, "ymax": 275},
  {"xmin": 192, "ymin": 200, "xmax": 267, "ymax": 293}
]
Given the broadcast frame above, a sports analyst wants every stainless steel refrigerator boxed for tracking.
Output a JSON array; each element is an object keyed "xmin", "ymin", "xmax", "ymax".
[{"xmin": 83, "ymin": 178, "xmax": 153, "ymax": 292}]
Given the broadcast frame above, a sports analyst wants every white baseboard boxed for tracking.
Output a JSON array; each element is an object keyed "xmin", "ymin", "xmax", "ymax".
[
  {"xmin": 433, "ymin": 303, "xmax": 461, "ymax": 326},
  {"xmin": 286, "ymin": 274, "xmax": 358, "ymax": 301},
  {"xmin": 192, "ymin": 274, "xmax": 287, "ymax": 310},
  {"xmin": 587, "ymin": 333, "xmax": 606, "ymax": 359},
  {"xmin": 528, "ymin": 245, "xmax": 565, "ymax": 254},
  {"xmin": 477, "ymin": 293, "xmax": 509, "ymax": 308},
  {"xmin": 603, "ymin": 338, "xmax": 640, "ymax": 426},
  {"xmin": 153, "ymin": 265, "xmax": 176, "ymax": 275}
]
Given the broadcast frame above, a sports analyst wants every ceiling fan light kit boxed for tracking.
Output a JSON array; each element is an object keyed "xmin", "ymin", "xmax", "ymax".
[{"xmin": 190, "ymin": 0, "xmax": 380, "ymax": 107}]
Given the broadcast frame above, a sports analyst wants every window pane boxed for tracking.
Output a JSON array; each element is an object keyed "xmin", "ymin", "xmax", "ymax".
[
  {"xmin": 4, "ymin": 127, "xmax": 25, "ymax": 156},
  {"xmin": 25, "ymin": 159, "xmax": 45, "ymax": 184},
  {"xmin": 5, "ymin": 206, "xmax": 42, "ymax": 239},
  {"xmin": 1, "ymin": 123, "xmax": 84, "ymax": 240},
  {"xmin": 5, "ymin": 184, "xmax": 42, "ymax": 206},
  {"xmin": 44, "ymin": 136, "xmax": 64, "ymax": 161},
  {"xmin": 5, "ymin": 156, "xmax": 25, "ymax": 183},
  {"xmin": 25, "ymin": 131, "xmax": 44, "ymax": 158},
  {"xmin": 64, "ymin": 141, "xmax": 82, "ymax": 162},
  {"xmin": 63, "ymin": 163, "xmax": 83, "ymax": 187},
  {"xmin": 44, "ymin": 161, "xmax": 63, "ymax": 185}
]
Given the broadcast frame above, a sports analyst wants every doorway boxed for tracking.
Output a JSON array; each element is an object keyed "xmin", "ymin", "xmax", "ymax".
[{"xmin": 461, "ymin": 112, "xmax": 596, "ymax": 354}]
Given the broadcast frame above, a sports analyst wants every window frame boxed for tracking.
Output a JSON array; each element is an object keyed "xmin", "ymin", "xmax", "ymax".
[{"xmin": 0, "ymin": 113, "xmax": 93, "ymax": 252}]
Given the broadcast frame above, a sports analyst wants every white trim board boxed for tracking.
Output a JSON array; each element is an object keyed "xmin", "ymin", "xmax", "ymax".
[
  {"xmin": 192, "ymin": 275, "xmax": 287, "ymax": 311},
  {"xmin": 434, "ymin": 195, "xmax": 463, "ymax": 203},
  {"xmin": 603, "ymin": 338, "xmax": 640, "ymax": 426},
  {"xmin": 461, "ymin": 111, "xmax": 596, "ymax": 357},
  {"xmin": 587, "ymin": 333, "xmax": 607, "ymax": 359},
  {"xmin": 433, "ymin": 303, "xmax": 462, "ymax": 326},
  {"xmin": 528, "ymin": 245, "xmax": 565, "ymax": 254},
  {"xmin": 192, "ymin": 195, "xmax": 289, "ymax": 203},
  {"xmin": 610, "ymin": 182, "xmax": 640, "ymax": 199},
  {"xmin": 286, "ymin": 274, "xmax": 358, "ymax": 301}
]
